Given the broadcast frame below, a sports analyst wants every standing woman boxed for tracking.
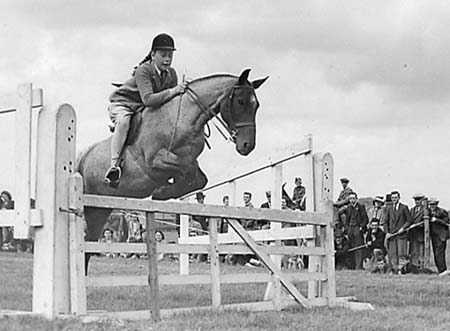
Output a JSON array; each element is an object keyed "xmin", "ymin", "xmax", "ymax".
[{"xmin": 105, "ymin": 33, "xmax": 187, "ymax": 185}]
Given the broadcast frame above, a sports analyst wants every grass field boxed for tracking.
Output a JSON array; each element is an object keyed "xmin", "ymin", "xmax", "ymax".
[{"xmin": 1, "ymin": 252, "xmax": 450, "ymax": 331}]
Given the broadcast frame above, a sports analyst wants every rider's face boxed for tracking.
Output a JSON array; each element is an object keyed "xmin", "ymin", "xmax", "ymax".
[{"xmin": 152, "ymin": 50, "xmax": 173, "ymax": 71}]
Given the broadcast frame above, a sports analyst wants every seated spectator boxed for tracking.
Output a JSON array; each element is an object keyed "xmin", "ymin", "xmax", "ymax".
[
  {"xmin": 370, "ymin": 256, "xmax": 389, "ymax": 274},
  {"xmin": 334, "ymin": 229, "xmax": 351, "ymax": 270},
  {"xmin": 155, "ymin": 230, "xmax": 166, "ymax": 261},
  {"xmin": 365, "ymin": 218, "xmax": 387, "ymax": 261},
  {"xmin": 1, "ymin": 190, "xmax": 15, "ymax": 251},
  {"xmin": 99, "ymin": 228, "xmax": 117, "ymax": 258},
  {"xmin": 123, "ymin": 226, "xmax": 144, "ymax": 259}
]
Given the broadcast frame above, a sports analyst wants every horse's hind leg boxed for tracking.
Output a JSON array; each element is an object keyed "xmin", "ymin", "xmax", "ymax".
[
  {"xmin": 84, "ymin": 206, "xmax": 112, "ymax": 274},
  {"xmin": 152, "ymin": 164, "xmax": 208, "ymax": 200}
]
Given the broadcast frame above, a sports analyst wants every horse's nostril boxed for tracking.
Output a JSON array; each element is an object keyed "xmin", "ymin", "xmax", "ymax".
[{"xmin": 243, "ymin": 142, "xmax": 249, "ymax": 149}]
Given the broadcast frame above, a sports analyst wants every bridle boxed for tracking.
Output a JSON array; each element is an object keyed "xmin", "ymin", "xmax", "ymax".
[{"xmin": 185, "ymin": 84, "xmax": 256, "ymax": 142}]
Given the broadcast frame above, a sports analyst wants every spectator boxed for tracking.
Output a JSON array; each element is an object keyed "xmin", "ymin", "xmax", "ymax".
[
  {"xmin": 241, "ymin": 191, "xmax": 256, "ymax": 230},
  {"xmin": 334, "ymin": 229, "xmax": 351, "ymax": 270},
  {"xmin": 1, "ymin": 191, "xmax": 15, "ymax": 252},
  {"xmin": 409, "ymin": 193, "xmax": 426, "ymax": 269},
  {"xmin": 344, "ymin": 192, "xmax": 368, "ymax": 269},
  {"xmin": 371, "ymin": 256, "xmax": 389, "ymax": 274},
  {"xmin": 231, "ymin": 191, "xmax": 255, "ymax": 266},
  {"xmin": 191, "ymin": 191, "xmax": 208, "ymax": 262},
  {"xmin": 106, "ymin": 209, "xmax": 128, "ymax": 242},
  {"xmin": 367, "ymin": 195, "xmax": 386, "ymax": 228},
  {"xmin": 127, "ymin": 211, "xmax": 143, "ymax": 242},
  {"xmin": 260, "ymin": 190, "xmax": 271, "ymax": 209},
  {"xmin": 428, "ymin": 198, "xmax": 450, "ymax": 276},
  {"xmin": 384, "ymin": 191, "xmax": 413, "ymax": 273},
  {"xmin": 334, "ymin": 177, "xmax": 353, "ymax": 208},
  {"xmin": 219, "ymin": 195, "xmax": 229, "ymax": 234},
  {"xmin": 365, "ymin": 218, "xmax": 386, "ymax": 269},
  {"xmin": 292, "ymin": 177, "xmax": 306, "ymax": 211},
  {"xmin": 155, "ymin": 230, "xmax": 166, "ymax": 261},
  {"xmin": 99, "ymin": 228, "xmax": 117, "ymax": 258}
]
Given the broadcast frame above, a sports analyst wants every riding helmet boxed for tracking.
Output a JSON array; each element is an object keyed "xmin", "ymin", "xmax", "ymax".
[{"xmin": 151, "ymin": 33, "xmax": 176, "ymax": 51}]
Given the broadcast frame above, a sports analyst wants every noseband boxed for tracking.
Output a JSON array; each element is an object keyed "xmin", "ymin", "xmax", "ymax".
[{"xmin": 185, "ymin": 84, "xmax": 256, "ymax": 142}]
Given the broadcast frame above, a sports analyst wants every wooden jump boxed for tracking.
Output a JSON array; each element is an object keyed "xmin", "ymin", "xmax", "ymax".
[{"xmin": 0, "ymin": 83, "xmax": 373, "ymax": 322}]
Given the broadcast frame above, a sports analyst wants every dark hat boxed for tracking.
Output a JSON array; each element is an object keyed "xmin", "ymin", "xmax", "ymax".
[
  {"xmin": 195, "ymin": 191, "xmax": 206, "ymax": 200},
  {"xmin": 295, "ymin": 177, "xmax": 302, "ymax": 181},
  {"xmin": 0, "ymin": 190, "xmax": 12, "ymax": 200},
  {"xmin": 334, "ymin": 228, "xmax": 344, "ymax": 238},
  {"xmin": 151, "ymin": 33, "xmax": 176, "ymax": 51},
  {"xmin": 412, "ymin": 193, "xmax": 425, "ymax": 200},
  {"xmin": 340, "ymin": 177, "xmax": 349, "ymax": 183}
]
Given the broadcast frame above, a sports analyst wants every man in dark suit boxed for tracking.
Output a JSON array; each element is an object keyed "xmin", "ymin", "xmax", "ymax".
[
  {"xmin": 384, "ymin": 191, "xmax": 413, "ymax": 272},
  {"xmin": 428, "ymin": 198, "xmax": 450, "ymax": 275},
  {"xmin": 409, "ymin": 193, "xmax": 426, "ymax": 268},
  {"xmin": 344, "ymin": 192, "xmax": 369, "ymax": 269}
]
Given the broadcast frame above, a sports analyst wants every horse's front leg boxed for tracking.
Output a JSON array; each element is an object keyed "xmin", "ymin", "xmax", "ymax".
[{"xmin": 152, "ymin": 163, "xmax": 208, "ymax": 200}]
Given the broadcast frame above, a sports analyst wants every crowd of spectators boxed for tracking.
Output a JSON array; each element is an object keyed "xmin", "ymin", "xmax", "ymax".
[
  {"xmin": 333, "ymin": 177, "xmax": 450, "ymax": 276},
  {"xmin": 2, "ymin": 175, "xmax": 449, "ymax": 277}
]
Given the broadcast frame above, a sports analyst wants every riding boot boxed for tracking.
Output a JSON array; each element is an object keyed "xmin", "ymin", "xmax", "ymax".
[{"xmin": 104, "ymin": 165, "xmax": 121, "ymax": 187}]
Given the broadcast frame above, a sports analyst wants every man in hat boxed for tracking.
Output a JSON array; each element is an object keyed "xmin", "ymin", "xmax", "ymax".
[
  {"xmin": 428, "ymin": 198, "xmax": 450, "ymax": 275},
  {"xmin": 384, "ymin": 191, "xmax": 413, "ymax": 273},
  {"xmin": 344, "ymin": 192, "xmax": 369, "ymax": 269},
  {"xmin": 334, "ymin": 228, "xmax": 351, "ymax": 270},
  {"xmin": 334, "ymin": 177, "xmax": 353, "ymax": 208},
  {"xmin": 368, "ymin": 195, "xmax": 386, "ymax": 228},
  {"xmin": 409, "ymin": 193, "xmax": 426, "ymax": 269},
  {"xmin": 191, "ymin": 191, "xmax": 208, "ymax": 262},
  {"xmin": 292, "ymin": 177, "xmax": 306, "ymax": 211}
]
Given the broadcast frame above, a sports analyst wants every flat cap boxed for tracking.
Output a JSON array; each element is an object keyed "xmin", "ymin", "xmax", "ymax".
[
  {"xmin": 428, "ymin": 197, "xmax": 439, "ymax": 204},
  {"xmin": 413, "ymin": 193, "xmax": 425, "ymax": 200},
  {"xmin": 340, "ymin": 177, "xmax": 350, "ymax": 183}
]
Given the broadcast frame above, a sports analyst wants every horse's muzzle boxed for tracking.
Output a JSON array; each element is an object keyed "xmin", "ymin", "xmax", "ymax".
[{"xmin": 234, "ymin": 125, "xmax": 255, "ymax": 156}]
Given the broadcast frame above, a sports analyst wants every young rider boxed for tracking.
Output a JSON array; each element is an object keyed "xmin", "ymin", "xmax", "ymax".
[{"xmin": 105, "ymin": 33, "xmax": 187, "ymax": 185}]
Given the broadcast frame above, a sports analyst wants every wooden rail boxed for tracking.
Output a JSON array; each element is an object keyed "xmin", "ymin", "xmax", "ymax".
[{"xmin": 83, "ymin": 195, "xmax": 328, "ymax": 226}]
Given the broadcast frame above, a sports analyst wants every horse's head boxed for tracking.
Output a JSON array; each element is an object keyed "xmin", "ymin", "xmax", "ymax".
[{"xmin": 220, "ymin": 69, "xmax": 268, "ymax": 156}]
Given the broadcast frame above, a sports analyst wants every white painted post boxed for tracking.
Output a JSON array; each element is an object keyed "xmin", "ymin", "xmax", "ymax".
[
  {"xmin": 179, "ymin": 214, "xmax": 189, "ymax": 275},
  {"xmin": 321, "ymin": 153, "xmax": 336, "ymax": 306},
  {"xmin": 33, "ymin": 104, "xmax": 76, "ymax": 318},
  {"xmin": 263, "ymin": 163, "xmax": 283, "ymax": 301},
  {"xmin": 13, "ymin": 83, "xmax": 34, "ymax": 238},
  {"xmin": 209, "ymin": 217, "xmax": 221, "ymax": 308},
  {"xmin": 68, "ymin": 173, "xmax": 87, "ymax": 314}
]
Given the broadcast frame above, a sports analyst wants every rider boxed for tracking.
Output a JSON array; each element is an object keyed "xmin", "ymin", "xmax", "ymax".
[{"xmin": 105, "ymin": 33, "xmax": 187, "ymax": 185}]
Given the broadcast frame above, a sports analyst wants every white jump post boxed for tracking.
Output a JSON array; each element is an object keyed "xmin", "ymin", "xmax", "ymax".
[
  {"xmin": 179, "ymin": 213, "xmax": 189, "ymax": 275},
  {"xmin": 33, "ymin": 103, "xmax": 77, "ymax": 318},
  {"xmin": 0, "ymin": 83, "xmax": 43, "ymax": 237}
]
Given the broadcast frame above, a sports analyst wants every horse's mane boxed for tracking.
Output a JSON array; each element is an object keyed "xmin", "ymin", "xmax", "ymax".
[{"xmin": 188, "ymin": 73, "xmax": 238, "ymax": 86}]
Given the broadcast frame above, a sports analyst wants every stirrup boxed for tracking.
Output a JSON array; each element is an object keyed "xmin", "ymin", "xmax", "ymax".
[{"xmin": 104, "ymin": 166, "xmax": 121, "ymax": 187}]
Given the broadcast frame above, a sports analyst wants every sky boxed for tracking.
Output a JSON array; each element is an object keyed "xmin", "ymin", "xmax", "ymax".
[{"xmin": 0, "ymin": 0, "xmax": 449, "ymax": 208}]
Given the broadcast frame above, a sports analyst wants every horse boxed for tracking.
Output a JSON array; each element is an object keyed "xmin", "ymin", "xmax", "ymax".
[{"xmin": 76, "ymin": 69, "xmax": 268, "ymax": 269}]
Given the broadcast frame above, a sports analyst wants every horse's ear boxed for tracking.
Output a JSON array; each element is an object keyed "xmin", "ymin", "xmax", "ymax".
[
  {"xmin": 252, "ymin": 76, "xmax": 269, "ymax": 90},
  {"xmin": 238, "ymin": 68, "xmax": 251, "ymax": 85}
]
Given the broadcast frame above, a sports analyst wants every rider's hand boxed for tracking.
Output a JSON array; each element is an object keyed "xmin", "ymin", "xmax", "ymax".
[{"xmin": 171, "ymin": 82, "xmax": 188, "ymax": 96}]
